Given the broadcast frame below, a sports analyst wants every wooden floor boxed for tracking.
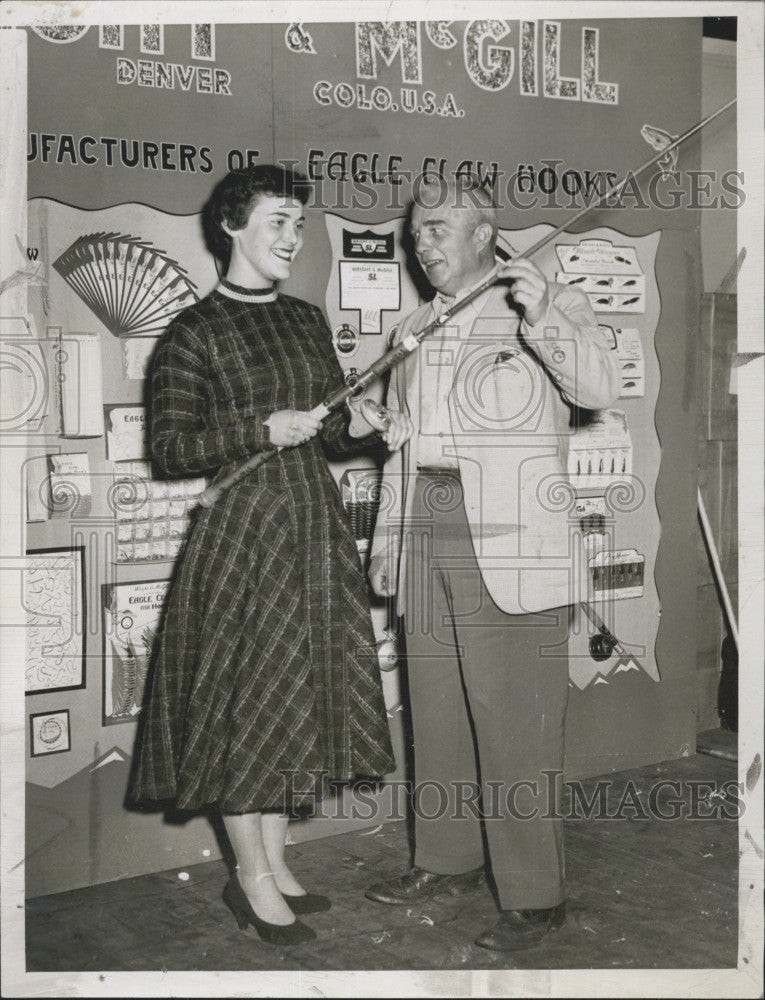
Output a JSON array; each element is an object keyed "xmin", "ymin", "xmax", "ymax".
[{"xmin": 25, "ymin": 750, "xmax": 739, "ymax": 974}]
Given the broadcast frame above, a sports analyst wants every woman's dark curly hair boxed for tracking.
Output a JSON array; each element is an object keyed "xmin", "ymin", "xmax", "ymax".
[{"xmin": 202, "ymin": 164, "xmax": 310, "ymax": 267}]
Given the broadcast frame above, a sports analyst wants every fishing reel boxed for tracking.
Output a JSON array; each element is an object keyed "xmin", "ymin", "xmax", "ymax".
[
  {"xmin": 359, "ymin": 399, "xmax": 393, "ymax": 433},
  {"xmin": 377, "ymin": 629, "xmax": 399, "ymax": 671},
  {"xmin": 589, "ymin": 627, "xmax": 619, "ymax": 662}
]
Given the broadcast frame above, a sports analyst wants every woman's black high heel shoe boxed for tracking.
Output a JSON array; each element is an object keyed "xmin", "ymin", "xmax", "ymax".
[
  {"xmin": 283, "ymin": 891, "xmax": 331, "ymax": 914},
  {"xmin": 223, "ymin": 874, "xmax": 316, "ymax": 945}
]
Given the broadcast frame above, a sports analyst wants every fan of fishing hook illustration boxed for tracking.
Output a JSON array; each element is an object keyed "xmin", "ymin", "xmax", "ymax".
[{"xmin": 53, "ymin": 233, "xmax": 198, "ymax": 337}]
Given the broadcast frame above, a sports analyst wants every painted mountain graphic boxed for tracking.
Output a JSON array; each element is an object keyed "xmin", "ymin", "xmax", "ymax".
[{"xmin": 26, "ymin": 747, "xmax": 214, "ymax": 897}]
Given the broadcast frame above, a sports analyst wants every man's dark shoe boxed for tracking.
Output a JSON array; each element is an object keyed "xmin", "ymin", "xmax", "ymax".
[
  {"xmin": 474, "ymin": 902, "xmax": 566, "ymax": 951},
  {"xmin": 365, "ymin": 865, "xmax": 485, "ymax": 905}
]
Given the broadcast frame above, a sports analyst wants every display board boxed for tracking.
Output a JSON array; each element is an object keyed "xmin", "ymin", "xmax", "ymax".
[{"xmin": 13, "ymin": 17, "xmax": 710, "ymax": 895}]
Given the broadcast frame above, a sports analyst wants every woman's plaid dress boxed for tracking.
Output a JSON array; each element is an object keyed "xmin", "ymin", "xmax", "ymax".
[{"xmin": 129, "ymin": 283, "xmax": 395, "ymax": 812}]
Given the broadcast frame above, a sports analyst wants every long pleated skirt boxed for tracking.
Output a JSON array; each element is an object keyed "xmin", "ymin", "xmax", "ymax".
[{"xmin": 129, "ymin": 449, "xmax": 395, "ymax": 813}]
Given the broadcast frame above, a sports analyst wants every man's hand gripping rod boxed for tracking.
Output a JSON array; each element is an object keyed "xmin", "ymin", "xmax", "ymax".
[{"xmin": 197, "ymin": 97, "xmax": 735, "ymax": 508}]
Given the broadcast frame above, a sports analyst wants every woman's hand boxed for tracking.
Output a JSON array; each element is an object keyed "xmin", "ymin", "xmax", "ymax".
[
  {"xmin": 380, "ymin": 410, "xmax": 415, "ymax": 452},
  {"xmin": 265, "ymin": 409, "xmax": 323, "ymax": 448}
]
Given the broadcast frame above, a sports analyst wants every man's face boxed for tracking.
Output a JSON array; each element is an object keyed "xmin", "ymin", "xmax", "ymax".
[
  {"xmin": 227, "ymin": 194, "xmax": 305, "ymax": 285},
  {"xmin": 409, "ymin": 202, "xmax": 482, "ymax": 296}
]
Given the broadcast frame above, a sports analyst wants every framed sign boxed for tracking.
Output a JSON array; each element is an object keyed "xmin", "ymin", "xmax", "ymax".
[
  {"xmin": 102, "ymin": 578, "xmax": 169, "ymax": 724},
  {"xmin": 25, "ymin": 547, "xmax": 86, "ymax": 695},
  {"xmin": 29, "ymin": 709, "xmax": 71, "ymax": 757}
]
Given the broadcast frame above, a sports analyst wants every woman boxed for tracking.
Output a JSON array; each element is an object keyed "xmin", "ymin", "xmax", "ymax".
[{"xmin": 129, "ymin": 165, "xmax": 412, "ymax": 945}]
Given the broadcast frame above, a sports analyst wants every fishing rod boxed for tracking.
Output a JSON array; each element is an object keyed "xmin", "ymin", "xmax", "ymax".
[
  {"xmin": 519, "ymin": 96, "xmax": 736, "ymax": 260},
  {"xmin": 197, "ymin": 97, "xmax": 736, "ymax": 509}
]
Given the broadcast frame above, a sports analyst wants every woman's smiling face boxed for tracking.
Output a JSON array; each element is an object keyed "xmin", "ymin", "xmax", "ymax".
[{"xmin": 225, "ymin": 195, "xmax": 305, "ymax": 287}]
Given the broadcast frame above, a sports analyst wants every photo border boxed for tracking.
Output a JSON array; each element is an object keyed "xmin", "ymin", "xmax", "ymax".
[{"xmin": 1, "ymin": 3, "xmax": 762, "ymax": 999}]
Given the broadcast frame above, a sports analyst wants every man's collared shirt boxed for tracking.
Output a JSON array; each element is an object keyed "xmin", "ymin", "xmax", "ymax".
[{"xmin": 416, "ymin": 278, "xmax": 489, "ymax": 470}]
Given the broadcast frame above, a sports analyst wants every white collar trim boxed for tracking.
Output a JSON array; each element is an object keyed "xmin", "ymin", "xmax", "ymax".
[{"xmin": 217, "ymin": 283, "xmax": 278, "ymax": 303}]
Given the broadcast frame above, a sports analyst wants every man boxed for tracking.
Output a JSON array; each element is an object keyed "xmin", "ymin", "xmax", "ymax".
[{"xmin": 364, "ymin": 176, "xmax": 620, "ymax": 950}]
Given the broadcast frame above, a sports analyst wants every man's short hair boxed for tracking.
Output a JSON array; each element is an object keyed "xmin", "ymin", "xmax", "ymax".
[
  {"xmin": 414, "ymin": 172, "xmax": 498, "ymax": 247},
  {"xmin": 203, "ymin": 164, "xmax": 310, "ymax": 263}
]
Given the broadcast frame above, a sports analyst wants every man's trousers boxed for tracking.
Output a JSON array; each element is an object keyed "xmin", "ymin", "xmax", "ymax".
[{"xmin": 402, "ymin": 469, "xmax": 571, "ymax": 910}]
